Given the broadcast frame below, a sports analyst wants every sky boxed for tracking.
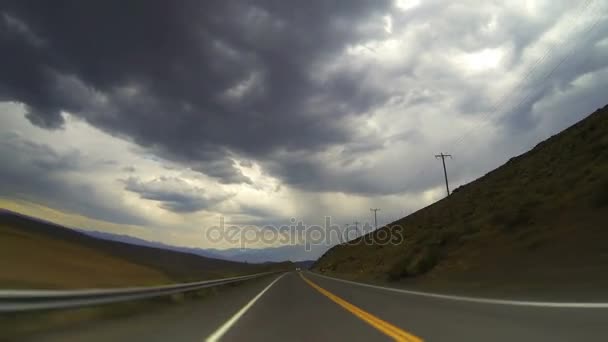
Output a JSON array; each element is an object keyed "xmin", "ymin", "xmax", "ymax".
[{"xmin": 1, "ymin": 0, "xmax": 607, "ymax": 259}]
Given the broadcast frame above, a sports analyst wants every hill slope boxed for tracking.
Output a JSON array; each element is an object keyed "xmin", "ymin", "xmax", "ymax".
[
  {"xmin": 0, "ymin": 211, "xmax": 288, "ymax": 289},
  {"xmin": 313, "ymin": 104, "xmax": 608, "ymax": 298}
]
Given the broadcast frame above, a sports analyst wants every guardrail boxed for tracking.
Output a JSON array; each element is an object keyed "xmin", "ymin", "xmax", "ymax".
[{"xmin": 0, "ymin": 272, "xmax": 278, "ymax": 312}]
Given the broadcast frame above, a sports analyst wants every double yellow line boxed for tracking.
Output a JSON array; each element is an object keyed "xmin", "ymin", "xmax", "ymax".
[{"xmin": 300, "ymin": 273, "xmax": 423, "ymax": 342}]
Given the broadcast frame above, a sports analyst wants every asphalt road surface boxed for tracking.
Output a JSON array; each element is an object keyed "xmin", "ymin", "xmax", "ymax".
[{"xmin": 26, "ymin": 271, "xmax": 608, "ymax": 341}]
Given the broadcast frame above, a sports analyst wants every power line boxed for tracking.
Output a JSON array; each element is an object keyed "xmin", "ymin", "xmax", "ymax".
[{"xmin": 446, "ymin": 0, "xmax": 599, "ymax": 150}]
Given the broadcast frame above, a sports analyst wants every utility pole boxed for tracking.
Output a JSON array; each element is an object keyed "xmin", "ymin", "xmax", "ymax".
[
  {"xmin": 370, "ymin": 208, "xmax": 380, "ymax": 230},
  {"xmin": 353, "ymin": 221, "xmax": 361, "ymax": 236},
  {"xmin": 435, "ymin": 153, "xmax": 452, "ymax": 197},
  {"xmin": 343, "ymin": 223, "xmax": 351, "ymax": 243}
]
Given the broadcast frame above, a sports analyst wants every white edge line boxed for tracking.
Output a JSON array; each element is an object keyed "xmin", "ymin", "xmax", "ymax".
[
  {"xmin": 205, "ymin": 273, "xmax": 288, "ymax": 342},
  {"xmin": 310, "ymin": 272, "xmax": 608, "ymax": 308}
]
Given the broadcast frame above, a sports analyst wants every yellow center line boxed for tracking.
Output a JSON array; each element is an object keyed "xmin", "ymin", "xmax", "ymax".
[{"xmin": 300, "ymin": 273, "xmax": 423, "ymax": 342}]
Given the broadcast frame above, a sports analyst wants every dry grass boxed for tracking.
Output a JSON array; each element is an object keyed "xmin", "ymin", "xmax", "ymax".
[
  {"xmin": 0, "ymin": 212, "xmax": 291, "ymax": 289},
  {"xmin": 0, "ymin": 224, "xmax": 172, "ymax": 289}
]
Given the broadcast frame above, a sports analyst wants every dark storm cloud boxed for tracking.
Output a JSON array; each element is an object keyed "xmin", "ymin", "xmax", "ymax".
[
  {"xmin": 264, "ymin": 155, "xmax": 439, "ymax": 196},
  {"xmin": 191, "ymin": 159, "xmax": 252, "ymax": 185},
  {"xmin": 123, "ymin": 176, "xmax": 232, "ymax": 213},
  {"xmin": 2, "ymin": 0, "xmax": 607, "ymax": 198},
  {"xmin": 0, "ymin": 0, "xmax": 393, "ymax": 185}
]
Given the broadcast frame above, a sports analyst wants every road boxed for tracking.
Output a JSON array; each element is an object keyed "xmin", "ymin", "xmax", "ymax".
[{"xmin": 26, "ymin": 271, "xmax": 608, "ymax": 341}]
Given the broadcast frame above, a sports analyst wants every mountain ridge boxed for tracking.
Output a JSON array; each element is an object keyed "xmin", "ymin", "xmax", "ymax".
[{"xmin": 0, "ymin": 209, "xmax": 315, "ymax": 263}]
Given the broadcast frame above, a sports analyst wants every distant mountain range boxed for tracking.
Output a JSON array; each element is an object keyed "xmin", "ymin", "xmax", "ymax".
[
  {"xmin": 73, "ymin": 228, "xmax": 319, "ymax": 264},
  {"xmin": 0, "ymin": 208, "xmax": 321, "ymax": 264}
]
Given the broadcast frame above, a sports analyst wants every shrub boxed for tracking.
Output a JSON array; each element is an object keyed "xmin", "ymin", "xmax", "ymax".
[
  {"xmin": 592, "ymin": 178, "xmax": 608, "ymax": 208},
  {"xmin": 508, "ymin": 206, "xmax": 534, "ymax": 227},
  {"xmin": 387, "ymin": 246, "xmax": 440, "ymax": 280},
  {"xmin": 439, "ymin": 228, "xmax": 461, "ymax": 245},
  {"xmin": 406, "ymin": 246, "xmax": 440, "ymax": 275}
]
